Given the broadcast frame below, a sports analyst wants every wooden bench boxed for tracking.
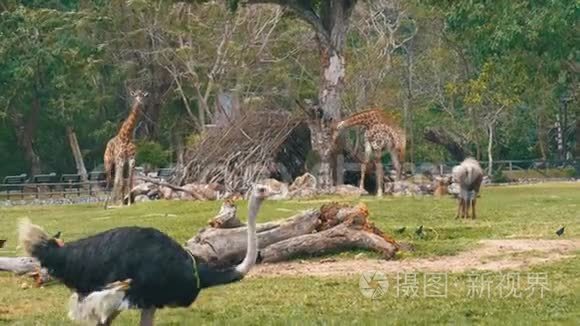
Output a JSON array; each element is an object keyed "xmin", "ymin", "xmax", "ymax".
[
  {"xmin": 31, "ymin": 173, "xmax": 58, "ymax": 198},
  {"xmin": 88, "ymin": 171, "xmax": 107, "ymax": 195},
  {"xmin": 157, "ymin": 168, "xmax": 175, "ymax": 181},
  {"xmin": 61, "ymin": 174, "xmax": 82, "ymax": 196},
  {"xmin": 1, "ymin": 174, "xmax": 28, "ymax": 199}
]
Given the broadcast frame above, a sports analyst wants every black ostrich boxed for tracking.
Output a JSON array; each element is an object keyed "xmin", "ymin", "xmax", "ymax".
[{"xmin": 18, "ymin": 185, "xmax": 272, "ymax": 326}]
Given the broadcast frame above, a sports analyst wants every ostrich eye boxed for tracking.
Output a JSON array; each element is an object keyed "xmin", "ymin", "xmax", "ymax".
[{"xmin": 257, "ymin": 187, "xmax": 267, "ymax": 194}]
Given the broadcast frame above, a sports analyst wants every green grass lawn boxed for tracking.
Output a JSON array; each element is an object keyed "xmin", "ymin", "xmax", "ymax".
[{"xmin": 0, "ymin": 182, "xmax": 579, "ymax": 325}]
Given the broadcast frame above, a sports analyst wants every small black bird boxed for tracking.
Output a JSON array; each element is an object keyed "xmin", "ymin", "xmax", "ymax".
[
  {"xmin": 415, "ymin": 225, "xmax": 424, "ymax": 237},
  {"xmin": 395, "ymin": 227, "xmax": 406, "ymax": 234},
  {"xmin": 53, "ymin": 231, "xmax": 62, "ymax": 239},
  {"xmin": 556, "ymin": 226, "xmax": 565, "ymax": 237},
  {"xmin": 0, "ymin": 239, "xmax": 6, "ymax": 248}
]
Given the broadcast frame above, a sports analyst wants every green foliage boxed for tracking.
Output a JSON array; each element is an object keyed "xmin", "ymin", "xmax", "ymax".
[
  {"xmin": 491, "ymin": 169, "xmax": 509, "ymax": 183},
  {"xmin": 135, "ymin": 141, "xmax": 170, "ymax": 168},
  {"xmin": 0, "ymin": 0, "xmax": 576, "ymax": 179}
]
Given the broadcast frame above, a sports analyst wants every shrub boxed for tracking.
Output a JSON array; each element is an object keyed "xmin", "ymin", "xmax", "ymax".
[{"xmin": 136, "ymin": 141, "xmax": 169, "ymax": 169}]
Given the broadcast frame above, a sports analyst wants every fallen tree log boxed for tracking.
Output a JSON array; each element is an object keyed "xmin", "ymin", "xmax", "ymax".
[
  {"xmin": 185, "ymin": 209, "xmax": 321, "ymax": 268},
  {"xmin": 185, "ymin": 201, "xmax": 399, "ymax": 268},
  {"xmin": 259, "ymin": 223, "xmax": 397, "ymax": 263},
  {"xmin": 0, "ymin": 257, "xmax": 39, "ymax": 275},
  {"xmin": 136, "ymin": 176, "xmax": 207, "ymax": 200},
  {"xmin": 208, "ymin": 199, "xmax": 243, "ymax": 228},
  {"xmin": 0, "ymin": 257, "xmax": 52, "ymax": 286}
]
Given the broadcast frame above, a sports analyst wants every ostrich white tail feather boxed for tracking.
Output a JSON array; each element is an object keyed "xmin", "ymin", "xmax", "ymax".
[
  {"xmin": 68, "ymin": 287, "xmax": 130, "ymax": 325},
  {"xmin": 18, "ymin": 218, "xmax": 49, "ymax": 256}
]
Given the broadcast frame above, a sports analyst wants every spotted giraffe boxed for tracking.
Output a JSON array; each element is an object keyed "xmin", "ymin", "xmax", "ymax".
[
  {"xmin": 333, "ymin": 108, "xmax": 406, "ymax": 196},
  {"xmin": 104, "ymin": 90, "xmax": 148, "ymax": 206}
]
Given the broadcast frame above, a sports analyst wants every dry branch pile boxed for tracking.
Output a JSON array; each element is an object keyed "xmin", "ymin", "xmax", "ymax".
[{"xmin": 179, "ymin": 109, "xmax": 311, "ymax": 194}]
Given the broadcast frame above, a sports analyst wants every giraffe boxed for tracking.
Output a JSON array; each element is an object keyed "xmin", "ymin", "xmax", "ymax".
[
  {"xmin": 333, "ymin": 108, "xmax": 406, "ymax": 196},
  {"xmin": 104, "ymin": 90, "xmax": 148, "ymax": 206}
]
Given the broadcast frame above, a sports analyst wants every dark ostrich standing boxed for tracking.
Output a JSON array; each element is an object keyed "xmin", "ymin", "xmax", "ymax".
[{"xmin": 18, "ymin": 185, "xmax": 272, "ymax": 326}]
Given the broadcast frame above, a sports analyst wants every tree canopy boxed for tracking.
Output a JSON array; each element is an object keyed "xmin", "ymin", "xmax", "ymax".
[{"xmin": 0, "ymin": 0, "xmax": 577, "ymax": 179}]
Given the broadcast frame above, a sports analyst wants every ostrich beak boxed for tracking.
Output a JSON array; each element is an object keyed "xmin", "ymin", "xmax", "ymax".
[
  {"xmin": 105, "ymin": 279, "xmax": 132, "ymax": 291},
  {"xmin": 117, "ymin": 279, "xmax": 132, "ymax": 291},
  {"xmin": 254, "ymin": 185, "xmax": 280, "ymax": 199},
  {"xmin": 55, "ymin": 238, "xmax": 64, "ymax": 247}
]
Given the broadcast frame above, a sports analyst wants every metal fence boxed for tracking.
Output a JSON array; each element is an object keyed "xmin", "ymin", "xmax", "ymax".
[
  {"xmin": 409, "ymin": 159, "xmax": 578, "ymax": 175},
  {"xmin": 0, "ymin": 168, "xmax": 176, "ymax": 201},
  {"xmin": 1, "ymin": 160, "xmax": 576, "ymax": 201},
  {"xmin": 0, "ymin": 180, "xmax": 109, "ymax": 200}
]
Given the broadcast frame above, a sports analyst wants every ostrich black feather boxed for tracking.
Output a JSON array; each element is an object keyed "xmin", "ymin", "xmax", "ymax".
[
  {"xmin": 22, "ymin": 225, "xmax": 249, "ymax": 310},
  {"xmin": 32, "ymin": 226, "xmax": 200, "ymax": 309}
]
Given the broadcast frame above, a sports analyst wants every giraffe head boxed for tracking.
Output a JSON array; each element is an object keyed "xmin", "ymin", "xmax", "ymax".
[{"xmin": 129, "ymin": 90, "xmax": 149, "ymax": 107}]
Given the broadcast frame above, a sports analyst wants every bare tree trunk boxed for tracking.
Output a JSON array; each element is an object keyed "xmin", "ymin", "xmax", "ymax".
[
  {"xmin": 487, "ymin": 123, "xmax": 494, "ymax": 176},
  {"xmin": 576, "ymin": 111, "xmax": 580, "ymax": 160},
  {"xmin": 556, "ymin": 113, "xmax": 564, "ymax": 160},
  {"xmin": 66, "ymin": 127, "xmax": 88, "ymax": 181},
  {"xmin": 12, "ymin": 95, "xmax": 42, "ymax": 176},
  {"xmin": 470, "ymin": 107, "xmax": 482, "ymax": 160},
  {"xmin": 537, "ymin": 112, "xmax": 548, "ymax": 160},
  {"xmin": 404, "ymin": 42, "xmax": 414, "ymax": 165}
]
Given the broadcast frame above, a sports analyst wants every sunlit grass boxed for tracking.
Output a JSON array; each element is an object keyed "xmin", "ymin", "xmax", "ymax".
[{"xmin": 0, "ymin": 182, "xmax": 579, "ymax": 324}]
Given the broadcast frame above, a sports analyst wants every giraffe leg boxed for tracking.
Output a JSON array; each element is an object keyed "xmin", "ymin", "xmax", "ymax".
[
  {"xmin": 455, "ymin": 199, "xmax": 462, "ymax": 219},
  {"xmin": 360, "ymin": 141, "xmax": 372, "ymax": 190},
  {"xmin": 359, "ymin": 162, "xmax": 367, "ymax": 190},
  {"xmin": 127, "ymin": 157, "xmax": 135, "ymax": 206},
  {"xmin": 471, "ymin": 197, "xmax": 477, "ymax": 219},
  {"xmin": 390, "ymin": 150, "xmax": 402, "ymax": 181},
  {"xmin": 113, "ymin": 158, "xmax": 124, "ymax": 205},
  {"xmin": 375, "ymin": 151, "xmax": 384, "ymax": 197}
]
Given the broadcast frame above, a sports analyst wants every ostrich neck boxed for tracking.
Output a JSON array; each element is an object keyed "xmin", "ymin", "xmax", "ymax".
[{"xmin": 234, "ymin": 195, "xmax": 260, "ymax": 275}]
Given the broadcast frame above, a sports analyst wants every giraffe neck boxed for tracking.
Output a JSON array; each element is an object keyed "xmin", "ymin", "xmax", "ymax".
[
  {"xmin": 338, "ymin": 109, "xmax": 381, "ymax": 129},
  {"xmin": 118, "ymin": 102, "xmax": 141, "ymax": 143}
]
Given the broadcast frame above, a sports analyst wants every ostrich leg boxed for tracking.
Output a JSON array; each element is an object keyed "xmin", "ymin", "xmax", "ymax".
[
  {"xmin": 98, "ymin": 311, "xmax": 120, "ymax": 326},
  {"xmin": 140, "ymin": 308, "xmax": 156, "ymax": 326},
  {"xmin": 471, "ymin": 198, "xmax": 477, "ymax": 219},
  {"xmin": 455, "ymin": 199, "xmax": 463, "ymax": 219}
]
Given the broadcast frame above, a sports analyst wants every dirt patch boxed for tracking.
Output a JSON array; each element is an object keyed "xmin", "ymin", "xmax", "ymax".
[{"xmin": 250, "ymin": 239, "xmax": 580, "ymax": 277}]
